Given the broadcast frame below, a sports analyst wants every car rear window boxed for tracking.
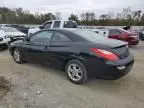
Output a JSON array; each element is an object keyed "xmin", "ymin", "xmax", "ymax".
[
  {"xmin": 74, "ymin": 30, "xmax": 106, "ymax": 42},
  {"xmin": 119, "ymin": 29, "xmax": 132, "ymax": 34},
  {"xmin": 109, "ymin": 29, "xmax": 121, "ymax": 35}
]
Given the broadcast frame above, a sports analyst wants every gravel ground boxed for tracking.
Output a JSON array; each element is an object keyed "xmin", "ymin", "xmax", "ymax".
[{"xmin": 0, "ymin": 41, "xmax": 144, "ymax": 108}]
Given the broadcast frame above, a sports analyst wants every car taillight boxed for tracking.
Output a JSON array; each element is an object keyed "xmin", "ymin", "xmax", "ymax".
[
  {"xmin": 129, "ymin": 35, "xmax": 138, "ymax": 38},
  {"xmin": 91, "ymin": 48, "xmax": 119, "ymax": 61}
]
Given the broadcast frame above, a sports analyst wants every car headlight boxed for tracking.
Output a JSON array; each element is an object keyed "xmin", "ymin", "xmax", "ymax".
[
  {"xmin": 0, "ymin": 37, "xmax": 3, "ymax": 42},
  {"xmin": 4, "ymin": 36, "xmax": 7, "ymax": 39},
  {"xmin": 4, "ymin": 35, "xmax": 10, "ymax": 39}
]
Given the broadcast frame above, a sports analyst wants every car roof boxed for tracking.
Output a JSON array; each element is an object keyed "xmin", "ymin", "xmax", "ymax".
[
  {"xmin": 43, "ymin": 20, "xmax": 77, "ymax": 24},
  {"xmin": 45, "ymin": 28, "xmax": 85, "ymax": 32}
]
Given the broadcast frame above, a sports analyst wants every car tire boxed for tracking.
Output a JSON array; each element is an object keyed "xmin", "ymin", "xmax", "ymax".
[
  {"xmin": 12, "ymin": 48, "xmax": 24, "ymax": 64},
  {"xmin": 139, "ymin": 32, "xmax": 144, "ymax": 40},
  {"xmin": 65, "ymin": 59, "xmax": 88, "ymax": 84}
]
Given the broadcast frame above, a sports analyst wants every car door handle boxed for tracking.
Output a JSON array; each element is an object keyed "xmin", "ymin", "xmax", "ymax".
[
  {"xmin": 26, "ymin": 43, "xmax": 31, "ymax": 45},
  {"xmin": 39, "ymin": 51, "xmax": 43, "ymax": 54},
  {"xmin": 44, "ymin": 45, "xmax": 48, "ymax": 50}
]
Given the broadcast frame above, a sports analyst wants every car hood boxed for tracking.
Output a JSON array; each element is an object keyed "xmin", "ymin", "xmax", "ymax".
[
  {"xmin": 11, "ymin": 40, "xmax": 25, "ymax": 45},
  {"xmin": 5, "ymin": 32, "xmax": 26, "ymax": 37},
  {"xmin": 0, "ymin": 30, "xmax": 5, "ymax": 37}
]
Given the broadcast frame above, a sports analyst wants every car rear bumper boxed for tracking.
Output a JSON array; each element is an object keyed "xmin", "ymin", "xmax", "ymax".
[
  {"xmin": 128, "ymin": 39, "xmax": 139, "ymax": 45},
  {"xmin": 85, "ymin": 54, "xmax": 134, "ymax": 79},
  {"xmin": 0, "ymin": 43, "xmax": 8, "ymax": 48},
  {"xmin": 0, "ymin": 38, "xmax": 11, "ymax": 47}
]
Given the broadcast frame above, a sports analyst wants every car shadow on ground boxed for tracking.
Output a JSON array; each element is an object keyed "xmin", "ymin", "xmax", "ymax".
[
  {"xmin": 25, "ymin": 62, "xmax": 67, "ymax": 79},
  {"xmin": 0, "ymin": 48, "xmax": 9, "ymax": 56},
  {"xmin": 24, "ymin": 61, "xmax": 128, "ymax": 94},
  {"xmin": 84, "ymin": 77, "xmax": 130, "ymax": 92},
  {"xmin": 0, "ymin": 48, "xmax": 8, "ymax": 52},
  {"xmin": 129, "ymin": 41, "xmax": 144, "ymax": 50}
]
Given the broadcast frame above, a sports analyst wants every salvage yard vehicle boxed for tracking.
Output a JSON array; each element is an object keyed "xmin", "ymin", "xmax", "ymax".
[
  {"xmin": 139, "ymin": 30, "xmax": 144, "ymax": 40},
  {"xmin": 4, "ymin": 24, "xmax": 29, "ymax": 34},
  {"xmin": 28, "ymin": 20, "xmax": 77, "ymax": 35},
  {"xmin": 123, "ymin": 26, "xmax": 144, "ymax": 41},
  {"xmin": 9, "ymin": 29, "xmax": 134, "ymax": 84},
  {"xmin": 0, "ymin": 27, "xmax": 26, "ymax": 48},
  {"xmin": 92, "ymin": 28, "xmax": 139, "ymax": 46},
  {"xmin": 1, "ymin": 24, "xmax": 29, "ymax": 34}
]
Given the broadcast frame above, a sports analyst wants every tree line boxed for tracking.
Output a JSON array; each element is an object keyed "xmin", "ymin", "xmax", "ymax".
[
  {"xmin": 0, "ymin": 7, "xmax": 56, "ymax": 24},
  {"xmin": 69, "ymin": 7, "xmax": 144, "ymax": 26},
  {"xmin": 0, "ymin": 7, "xmax": 144, "ymax": 26}
]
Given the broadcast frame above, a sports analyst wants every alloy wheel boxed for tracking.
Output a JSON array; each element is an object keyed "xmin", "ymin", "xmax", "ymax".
[
  {"xmin": 13, "ymin": 49, "xmax": 21, "ymax": 62},
  {"xmin": 67, "ymin": 63, "xmax": 82, "ymax": 81}
]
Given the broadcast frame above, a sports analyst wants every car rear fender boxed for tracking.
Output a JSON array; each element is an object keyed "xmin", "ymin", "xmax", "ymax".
[
  {"xmin": 64, "ymin": 54, "xmax": 87, "ymax": 66},
  {"xmin": 9, "ymin": 46, "xmax": 16, "ymax": 56}
]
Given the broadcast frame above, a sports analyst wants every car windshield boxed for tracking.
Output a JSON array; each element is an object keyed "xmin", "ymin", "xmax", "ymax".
[
  {"xmin": 0, "ymin": 27, "xmax": 18, "ymax": 32},
  {"xmin": 74, "ymin": 30, "xmax": 107, "ymax": 42},
  {"xmin": 119, "ymin": 29, "xmax": 132, "ymax": 34}
]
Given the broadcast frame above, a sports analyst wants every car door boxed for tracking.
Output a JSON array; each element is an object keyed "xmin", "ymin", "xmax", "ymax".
[
  {"xmin": 45, "ymin": 31, "xmax": 73, "ymax": 67},
  {"xmin": 109, "ymin": 29, "xmax": 122, "ymax": 40},
  {"xmin": 24, "ymin": 30, "xmax": 53, "ymax": 62}
]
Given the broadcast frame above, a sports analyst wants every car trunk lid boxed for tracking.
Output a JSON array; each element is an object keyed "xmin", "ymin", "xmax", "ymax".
[
  {"xmin": 111, "ymin": 45, "xmax": 129, "ymax": 59},
  {"xmin": 89, "ymin": 38, "xmax": 129, "ymax": 59}
]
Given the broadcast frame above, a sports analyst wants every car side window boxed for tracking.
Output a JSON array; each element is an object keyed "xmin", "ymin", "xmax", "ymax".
[
  {"xmin": 53, "ymin": 21, "xmax": 61, "ymax": 28},
  {"xmin": 64, "ymin": 21, "xmax": 77, "ymax": 28},
  {"xmin": 109, "ymin": 29, "xmax": 121, "ymax": 35},
  {"xmin": 30, "ymin": 31, "xmax": 53, "ymax": 43},
  {"xmin": 51, "ymin": 32, "xmax": 71, "ymax": 42},
  {"xmin": 43, "ymin": 22, "xmax": 52, "ymax": 29}
]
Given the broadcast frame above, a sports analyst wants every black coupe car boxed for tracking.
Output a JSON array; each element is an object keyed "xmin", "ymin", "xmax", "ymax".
[{"xmin": 9, "ymin": 29, "xmax": 134, "ymax": 84}]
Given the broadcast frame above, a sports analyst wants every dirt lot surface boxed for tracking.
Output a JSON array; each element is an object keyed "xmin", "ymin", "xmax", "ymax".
[{"xmin": 0, "ymin": 41, "xmax": 144, "ymax": 108}]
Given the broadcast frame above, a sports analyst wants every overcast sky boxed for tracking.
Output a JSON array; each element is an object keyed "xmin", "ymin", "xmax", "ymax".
[{"xmin": 0, "ymin": 0, "xmax": 143, "ymax": 19}]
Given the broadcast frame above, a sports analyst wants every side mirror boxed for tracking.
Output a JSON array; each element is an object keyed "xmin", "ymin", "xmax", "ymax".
[{"xmin": 39, "ymin": 26, "xmax": 43, "ymax": 29}]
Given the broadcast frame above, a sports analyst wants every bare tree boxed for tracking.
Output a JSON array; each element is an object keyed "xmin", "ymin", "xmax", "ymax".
[
  {"xmin": 99, "ymin": 14, "xmax": 108, "ymax": 20},
  {"xmin": 85, "ymin": 12, "xmax": 90, "ymax": 21},
  {"xmin": 80, "ymin": 13, "xmax": 86, "ymax": 21},
  {"xmin": 116, "ymin": 13, "xmax": 122, "ymax": 19},
  {"xmin": 122, "ymin": 7, "xmax": 131, "ymax": 19},
  {"xmin": 140, "ymin": 13, "xmax": 144, "ymax": 25},
  {"xmin": 55, "ymin": 12, "xmax": 62, "ymax": 20},
  {"xmin": 81, "ymin": 12, "xmax": 95, "ymax": 21},
  {"xmin": 90, "ymin": 12, "xmax": 96, "ymax": 21},
  {"xmin": 133, "ymin": 10, "xmax": 142, "ymax": 21},
  {"xmin": 107, "ymin": 12, "xmax": 114, "ymax": 19}
]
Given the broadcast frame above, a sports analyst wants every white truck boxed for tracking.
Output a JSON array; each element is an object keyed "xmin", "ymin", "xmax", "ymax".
[{"xmin": 28, "ymin": 20, "xmax": 78, "ymax": 35}]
